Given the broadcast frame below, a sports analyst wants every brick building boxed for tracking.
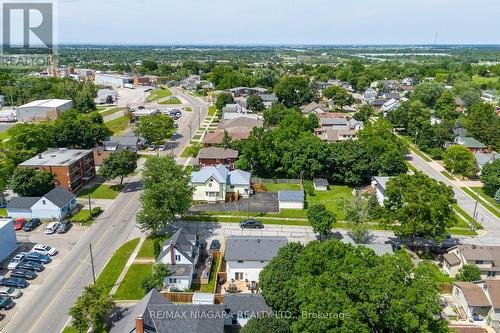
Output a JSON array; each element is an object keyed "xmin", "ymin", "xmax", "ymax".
[{"xmin": 19, "ymin": 148, "xmax": 96, "ymax": 192}]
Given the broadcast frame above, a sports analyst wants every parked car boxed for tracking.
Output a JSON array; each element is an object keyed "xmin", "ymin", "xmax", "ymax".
[
  {"xmin": 0, "ymin": 296, "xmax": 14, "ymax": 310},
  {"xmin": 209, "ymin": 239, "xmax": 221, "ymax": 251},
  {"xmin": 173, "ymin": 123, "xmax": 178, "ymax": 128},
  {"xmin": 0, "ymin": 287, "xmax": 22, "ymax": 299},
  {"xmin": 32, "ymin": 244, "xmax": 58, "ymax": 256},
  {"xmin": 26, "ymin": 252, "xmax": 51, "ymax": 264},
  {"xmin": 159, "ymin": 144, "xmax": 167, "ymax": 151},
  {"xmin": 44, "ymin": 222, "xmax": 60, "ymax": 234},
  {"xmin": 7, "ymin": 253, "xmax": 27, "ymax": 270},
  {"xmin": 172, "ymin": 131, "xmax": 178, "ymax": 137},
  {"xmin": 10, "ymin": 269, "xmax": 37, "ymax": 280},
  {"xmin": 148, "ymin": 145, "xmax": 156, "ymax": 151},
  {"xmin": 18, "ymin": 261, "xmax": 44, "ymax": 272},
  {"xmin": 239, "ymin": 219, "xmax": 264, "ymax": 229},
  {"xmin": 0, "ymin": 276, "xmax": 28, "ymax": 289},
  {"xmin": 56, "ymin": 220, "xmax": 71, "ymax": 234},
  {"xmin": 23, "ymin": 218, "xmax": 41, "ymax": 232},
  {"xmin": 13, "ymin": 219, "xmax": 26, "ymax": 231}
]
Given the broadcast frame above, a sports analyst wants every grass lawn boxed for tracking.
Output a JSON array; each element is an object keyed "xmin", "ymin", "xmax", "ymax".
[
  {"xmin": 148, "ymin": 88, "xmax": 172, "ymax": 102},
  {"xmin": 0, "ymin": 131, "xmax": 9, "ymax": 141},
  {"xmin": 196, "ymin": 255, "xmax": 220, "ymax": 293},
  {"xmin": 69, "ymin": 209, "xmax": 92, "ymax": 223},
  {"xmin": 404, "ymin": 161, "xmax": 418, "ymax": 173},
  {"xmin": 440, "ymin": 170, "xmax": 455, "ymax": 180},
  {"xmin": 422, "ymin": 262, "xmax": 455, "ymax": 284},
  {"xmin": 137, "ymin": 234, "xmax": 170, "ymax": 259},
  {"xmin": 0, "ymin": 208, "xmax": 6, "ymax": 216},
  {"xmin": 262, "ymin": 183, "xmax": 302, "ymax": 192},
  {"xmin": 77, "ymin": 184, "xmax": 122, "ymax": 199},
  {"xmin": 185, "ymin": 107, "xmax": 192, "ymax": 112},
  {"xmin": 61, "ymin": 326, "xmax": 79, "ymax": 333},
  {"xmin": 307, "ymin": 186, "xmax": 353, "ymax": 220},
  {"xmin": 105, "ymin": 115, "xmax": 130, "ymax": 135},
  {"xmin": 100, "ymin": 107, "xmax": 125, "ymax": 117},
  {"xmin": 208, "ymin": 106, "xmax": 216, "ymax": 116},
  {"xmin": 159, "ymin": 97, "xmax": 181, "ymax": 105},
  {"xmin": 470, "ymin": 187, "xmax": 500, "ymax": 210},
  {"xmin": 453, "ymin": 204, "xmax": 482, "ymax": 229},
  {"xmin": 461, "ymin": 187, "xmax": 500, "ymax": 218},
  {"xmin": 96, "ymin": 238, "xmax": 140, "ymax": 295},
  {"xmin": 113, "ymin": 263, "xmax": 153, "ymax": 300}
]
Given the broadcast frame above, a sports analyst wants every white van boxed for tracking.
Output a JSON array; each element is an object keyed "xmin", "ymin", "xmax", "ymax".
[{"xmin": 44, "ymin": 222, "xmax": 60, "ymax": 235}]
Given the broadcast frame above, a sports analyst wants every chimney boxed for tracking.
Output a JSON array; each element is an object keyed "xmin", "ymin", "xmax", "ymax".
[
  {"xmin": 170, "ymin": 240, "xmax": 175, "ymax": 265},
  {"xmin": 488, "ymin": 145, "xmax": 492, "ymax": 154},
  {"xmin": 135, "ymin": 315, "xmax": 144, "ymax": 333},
  {"xmin": 38, "ymin": 153, "xmax": 43, "ymax": 159}
]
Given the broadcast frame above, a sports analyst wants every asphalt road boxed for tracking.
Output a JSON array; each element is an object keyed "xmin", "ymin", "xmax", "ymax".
[
  {"xmin": 2, "ymin": 179, "xmax": 142, "ymax": 333},
  {"xmin": 407, "ymin": 151, "xmax": 500, "ymax": 245}
]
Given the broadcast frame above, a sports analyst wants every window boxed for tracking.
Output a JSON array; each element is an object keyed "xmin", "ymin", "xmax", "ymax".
[
  {"xmin": 235, "ymin": 272, "xmax": 244, "ymax": 280},
  {"xmin": 260, "ymin": 260, "xmax": 265, "ymax": 263},
  {"xmin": 237, "ymin": 260, "xmax": 244, "ymax": 263},
  {"xmin": 169, "ymin": 278, "xmax": 177, "ymax": 283},
  {"xmin": 476, "ymin": 260, "xmax": 484, "ymax": 265},
  {"xmin": 208, "ymin": 182, "xmax": 213, "ymax": 188},
  {"xmin": 175, "ymin": 255, "xmax": 181, "ymax": 262},
  {"xmin": 488, "ymin": 271, "xmax": 496, "ymax": 277}
]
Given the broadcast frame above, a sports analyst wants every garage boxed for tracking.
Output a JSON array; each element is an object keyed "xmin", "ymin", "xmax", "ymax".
[
  {"xmin": 0, "ymin": 218, "xmax": 17, "ymax": 262},
  {"xmin": 278, "ymin": 190, "xmax": 304, "ymax": 211}
]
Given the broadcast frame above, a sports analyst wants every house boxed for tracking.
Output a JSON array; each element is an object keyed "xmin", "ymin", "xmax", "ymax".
[
  {"xmin": 157, "ymin": 228, "xmax": 200, "ymax": 291},
  {"xmin": 203, "ymin": 117, "xmax": 263, "ymax": 147},
  {"xmin": 363, "ymin": 88, "xmax": 378, "ymax": 102},
  {"xmin": 454, "ymin": 136, "xmax": 487, "ymax": 153},
  {"xmin": 313, "ymin": 178, "xmax": 329, "ymax": 191},
  {"xmin": 382, "ymin": 92, "xmax": 400, "ymax": 100},
  {"xmin": 228, "ymin": 87, "xmax": 267, "ymax": 98},
  {"xmin": 191, "ymin": 165, "xmax": 250, "ymax": 202},
  {"xmin": 341, "ymin": 236, "xmax": 394, "ymax": 256},
  {"xmin": 0, "ymin": 218, "xmax": 17, "ymax": 262},
  {"xmin": 260, "ymin": 94, "xmax": 278, "ymax": 109},
  {"xmin": 6, "ymin": 187, "xmax": 77, "ymax": 220},
  {"xmin": 109, "ymin": 289, "xmax": 226, "ymax": 333},
  {"xmin": 222, "ymin": 103, "xmax": 258, "ymax": 120},
  {"xmin": 452, "ymin": 282, "xmax": 492, "ymax": 321},
  {"xmin": 370, "ymin": 99, "xmax": 386, "ymax": 109},
  {"xmin": 16, "ymin": 99, "xmax": 73, "ymax": 123},
  {"xmin": 195, "ymin": 147, "xmax": 239, "ymax": 169},
  {"xmin": 224, "ymin": 294, "xmax": 272, "ymax": 328},
  {"xmin": 455, "ymin": 96, "xmax": 466, "ymax": 112},
  {"xmin": 319, "ymin": 116, "xmax": 348, "ymax": 128},
  {"xmin": 475, "ymin": 151, "xmax": 498, "ymax": 173},
  {"xmin": 442, "ymin": 245, "xmax": 500, "ymax": 279},
  {"xmin": 93, "ymin": 141, "xmax": 138, "ymax": 166},
  {"xmin": 315, "ymin": 129, "xmax": 358, "ymax": 142},
  {"xmin": 300, "ymin": 101, "xmax": 329, "ymax": 115},
  {"xmin": 381, "ymin": 98, "xmax": 401, "ymax": 113},
  {"xmin": 19, "ymin": 148, "xmax": 96, "ymax": 192},
  {"xmin": 314, "ymin": 117, "xmax": 363, "ymax": 142},
  {"xmin": 371, "ymin": 176, "xmax": 392, "ymax": 205},
  {"xmin": 278, "ymin": 190, "xmax": 304, "ymax": 210},
  {"xmin": 224, "ymin": 236, "xmax": 288, "ymax": 282}
]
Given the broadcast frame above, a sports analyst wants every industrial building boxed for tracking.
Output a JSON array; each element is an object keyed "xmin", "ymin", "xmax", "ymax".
[
  {"xmin": 16, "ymin": 99, "xmax": 73, "ymax": 123},
  {"xmin": 19, "ymin": 148, "xmax": 96, "ymax": 192},
  {"xmin": 0, "ymin": 218, "xmax": 17, "ymax": 262},
  {"xmin": 94, "ymin": 73, "xmax": 133, "ymax": 87}
]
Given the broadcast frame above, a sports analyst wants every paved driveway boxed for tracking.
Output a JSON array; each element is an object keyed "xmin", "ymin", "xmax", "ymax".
[{"xmin": 190, "ymin": 192, "xmax": 279, "ymax": 213}]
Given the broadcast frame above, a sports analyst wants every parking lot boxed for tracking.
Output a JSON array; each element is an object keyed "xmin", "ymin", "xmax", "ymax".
[{"xmin": 0, "ymin": 222, "xmax": 87, "ymax": 330}]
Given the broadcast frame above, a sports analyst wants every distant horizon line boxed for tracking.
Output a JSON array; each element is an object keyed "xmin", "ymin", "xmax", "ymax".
[{"xmin": 55, "ymin": 43, "xmax": 500, "ymax": 48}]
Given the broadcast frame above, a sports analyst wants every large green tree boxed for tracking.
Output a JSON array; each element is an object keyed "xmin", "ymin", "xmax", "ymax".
[
  {"xmin": 215, "ymin": 92, "xmax": 234, "ymax": 111},
  {"xmin": 141, "ymin": 263, "xmax": 170, "ymax": 293},
  {"xmin": 457, "ymin": 264, "xmax": 481, "ymax": 282},
  {"xmin": 54, "ymin": 110, "xmax": 110, "ymax": 148},
  {"xmin": 99, "ymin": 150, "xmax": 137, "ymax": 185},
  {"xmin": 241, "ymin": 317, "xmax": 291, "ymax": 333},
  {"xmin": 411, "ymin": 81, "xmax": 444, "ymax": 108},
  {"xmin": 5, "ymin": 123, "xmax": 54, "ymax": 154},
  {"xmin": 10, "ymin": 168, "xmax": 55, "ymax": 197},
  {"xmin": 345, "ymin": 191, "xmax": 370, "ymax": 243},
  {"xmin": 383, "ymin": 172, "xmax": 457, "ymax": 244},
  {"xmin": 481, "ymin": 159, "xmax": 500, "ymax": 196},
  {"xmin": 463, "ymin": 103, "xmax": 500, "ymax": 150},
  {"xmin": 137, "ymin": 156, "xmax": 192, "ymax": 235},
  {"xmin": 134, "ymin": 114, "xmax": 173, "ymax": 144},
  {"xmin": 68, "ymin": 284, "xmax": 114, "ymax": 333},
  {"xmin": 246, "ymin": 94, "xmax": 265, "ymax": 111},
  {"xmin": 442, "ymin": 145, "xmax": 478, "ymax": 178},
  {"xmin": 274, "ymin": 76, "xmax": 314, "ymax": 107},
  {"xmin": 322, "ymin": 85, "xmax": 354, "ymax": 108},
  {"xmin": 307, "ymin": 204, "xmax": 336, "ymax": 240}
]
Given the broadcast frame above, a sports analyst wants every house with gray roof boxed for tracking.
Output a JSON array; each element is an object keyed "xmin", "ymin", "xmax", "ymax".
[
  {"xmin": 6, "ymin": 186, "xmax": 77, "ymax": 220},
  {"xmin": 443, "ymin": 245, "xmax": 500, "ymax": 280},
  {"xmin": 224, "ymin": 294, "xmax": 272, "ymax": 328},
  {"xmin": 371, "ymin": 176, "xmax": 392, "ymax": 205},
  {"xmin": 191, "ymin": 165, "xmax": 250, "ymax": 202},
  {"xmin": 475, "ymin": 151, "xmax": 499, "ymax": 172},
  {"xmin": 224, "ymin": 236, "xmax": 288, "ymax": 283},
  {"xmin": 260, "ymin": 94, "xmax": 278, "ymax": 109},
  {"xmin": 454, "ymin": 136, "xmax": 487, "ymax": 153},
  {"xmin": 157, "ymin": 228, "xmax": 200, "ymax": 291},
  {"xmin": 278, "ymin": 190, "xmax": 304, "ymax": 210}
]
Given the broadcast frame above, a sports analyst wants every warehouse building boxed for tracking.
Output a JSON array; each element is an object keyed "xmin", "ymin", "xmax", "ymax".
[
  {"xmin": 0, "ymin": 218, "xmax": 17, "ymax": 262},
  {"xmin": 16, "ymin": 99, "xmax": 73, "ymax": 123},
  {"xmin": 95, "ymin": 73, "xmax": 133, "ymax": 87}
]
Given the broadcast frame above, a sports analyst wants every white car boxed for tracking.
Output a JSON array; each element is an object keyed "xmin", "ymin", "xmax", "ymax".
[
  {"xmin": 32, "ymin": 244, "xmax": 58, "ymax": 256},
  {"xmin": 7, "ymin": 253, "xmax": 27, "ymax": 270},
  {"xmin": 0, "ymin": 287, "xmax": 22, "ymax": 299},
  {"xmin": 44, "ymin": 222, "xmax": 60, "ymax": 235}
]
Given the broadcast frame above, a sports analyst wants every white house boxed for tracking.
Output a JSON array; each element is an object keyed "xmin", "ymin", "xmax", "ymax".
[
  {"xmin": 6, "ymin": 187, "xmax": 77, "ymax": 220},
  {"xmin": 278, "ymin": 190, "xmax": 304, "ymax": 210},
  {"xmin": 224, "ymin": 236, "xmax": 287, "ymax": 282},
  {"xmin": 0, "ymin": 218, "xmax": 17, "ymax": 262},
  {"xmin": 452, "ymin": 281, "xmax": 496, "ymax": 323},
  {"xmin": 191, "ymin": 165, "xmax": 251, "ymax": 202},
  {"xmin": 442, "ymin": 245, "xmax": 500, "ymax": 280},
  {"xmin": 260, "ymin": 94, "xmax": 278, "ymax": 109},
  {"xmin": 157, "ymin": 228, "xmax": 200, "ymax": 291},
  {"xmin": 381, "ymin": 98, "xmax": 401, "ymax": 113},
  {"xmin": 371, "ymin": 176, "xmax": 392, "ymax": 205}
]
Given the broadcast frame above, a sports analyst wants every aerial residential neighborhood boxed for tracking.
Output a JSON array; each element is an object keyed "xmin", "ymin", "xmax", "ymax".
[{"xmin": 0, "ymin": 1, "xmax": 499, "ymax": 333}]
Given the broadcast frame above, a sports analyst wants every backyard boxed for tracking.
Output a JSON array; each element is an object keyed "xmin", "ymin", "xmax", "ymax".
[
  {"xmin": 77, "ymin": 184, "xmax": 122, "ymax": 199},
  {"xmin": 262, "ymin": 182, "xmax": 302, "ymax": 192},
  {"xmin": 113, "ymin": 263, "xmax": 153, "ymax": 300},
  {"xmin": 105, "ymin": 115, "xmax": 130, "ymax": 135}
]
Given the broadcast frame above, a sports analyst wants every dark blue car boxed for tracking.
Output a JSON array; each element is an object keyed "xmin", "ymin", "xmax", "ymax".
[{"xmin": 0, "ymin": 277, "xmax": 28, "ymax": 289}]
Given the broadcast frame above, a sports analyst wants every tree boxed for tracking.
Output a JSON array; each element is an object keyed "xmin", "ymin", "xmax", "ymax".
[
  {"xmin": 383, "ymin": 172, "xmax": 457, "ymax": 245},
  {"xmin": 6, "ymin": 123, "xmax": 54, "ymax": 154},
  {"xmin": 453, "ymin": 80, "xmax": 481, "ymax": 107},
  {"xmin": 142, "ymin": 60, "xmax": 158, "ymax": 71},
  {"xmin": 442, "ymin": 145, "xmax": 478, "ymax": 178},
  {"xmin": 434, "ymin": 89, "xmax": 456, "ymax": 118},
  {"xmin": 68, "ymin": 284, "xmax": 114, "ymax": 333},
  {"xmin": 141, "ymin": 264, "xmax": 170, "ymax": 293},
  {"xmin": 134, "ymin": 114, "xmax": 173, "ymax": 145},
  {"xmin": 463, "ymin": 103, "xmax": 500, "ymax": 150},
  {"xmin": 74, "ymin": 81, "xmax": 97, "ymax": 112},
  {"xmin": 246, "ymin": 94, "xmax": 265, "ymax": 111},
  {"xmin": 457, "ymin": 264, "xmax": 481, "ymax": 282},
  {"xmin": 307, "ymin": 204, "xmax": 336, "ymax": 240},
  {"xmin": 322, "ymin": 85, "xmax": 354, "ymax": 108},
  {"xmin": 222, "ymin": 130, "xmax": 232, "ymax": 148},
  {"xmin": 274, "ymin": 76, "xmax": 314, "ymax": 107},
  {"xmin": 481, "ymin": 159, "xmax": 500, "ymax": 196},
  {"xmin": 345, "ymin": 191, "xmax": 371, "ymax": 243},
  {"xmin": 241, "ymin": 317, "xmax": 291, "ymax": 333},
  {"xmin": 353, "ymin": 104, "xmax": 373, "ymax": 122},
  {"xmin": 411, "ymin": 82, "xmax": 444, "ymax": 108},
  {"xmin": 215, "ymin": 92, "xmax": 234, "ymax": 111},
  {"xmin": 99, "ymin": 150, "xmax": 137, "ymax": 185},
  {"xmin": 137, "ymin": 156, "xmax": 192, "ymax": 235},
  {"xmin": 495, "ymin": 188, "xmax": 500, "ymax": 204},
  {"xmin": 260, "ymin": 240, "xmax": 448, "ymax": 332},
  {"xmin": 10, "ymin": 168, "xmax": 55, "ymax": 197},
  {"xmin": 54, "ymin": 110, "xmax": 110, "ymax": 149},
  {"xmin": 307, "ymin": 112, "xmax": 319, "ymax": 129}
]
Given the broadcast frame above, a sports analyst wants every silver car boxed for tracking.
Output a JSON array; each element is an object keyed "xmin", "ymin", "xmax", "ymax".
[{"xmin": 0, "ymin": 286, "xmax": 22, "ymax": 299}]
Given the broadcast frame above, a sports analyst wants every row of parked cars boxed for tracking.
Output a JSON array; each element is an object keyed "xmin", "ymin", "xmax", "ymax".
[
  {"xmin": 13, "ymin": 218, "xmax": 71, "ymax": 234},
  {"xmin": 0, "ymin": 244, "xmax": 58, "ymax": 311}
]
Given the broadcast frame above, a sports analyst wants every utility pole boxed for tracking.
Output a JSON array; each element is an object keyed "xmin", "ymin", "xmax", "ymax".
[
  {"xmin": 89, "ymin": 243, "xmax": 96, "ymax": 284},
  {"xmin": 473, "ymin": 200, "xmax": 479, "ymax": 221},
  {"xmin": 88, "ymin": 194, "xmax": 92, "ymax": 213}
]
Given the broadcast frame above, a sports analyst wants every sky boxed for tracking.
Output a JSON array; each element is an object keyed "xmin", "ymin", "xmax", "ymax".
[{"xmin": 55, "ymin": 0, "xmax": 500, "ymax": 45}]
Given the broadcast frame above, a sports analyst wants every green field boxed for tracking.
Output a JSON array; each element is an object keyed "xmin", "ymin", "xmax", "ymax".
[
  {"xmin": 77, "ymin": 184, "xmax": 121, "ymax": 199},
  {"xmin": 113, "ymin": 263, "xmax": 153, "ymax": 300},
  {"xmin": 100, "ymin": 107, "xmax": 125, "ymax": 117},
  {"xmin": 0, "ymin": 208, "xmax": 6, "ymax": 216},
  {"xmin": 96, "ymin": 238, "xmax": 140, "ymax": 295},
  {"xmin": 105, "ymin": 115, "xmax": 130, "ymax": 135},
  {"xmin": 159, "ymin": 97, "xmax": 181, "ymax": 105},
  {"xmin": 148, "ymin": 88, "xmax": 173, "ymax": 102},
  {"xmin": 262, "ymin": 182, "xmax": 302, "ymax": 192},
  {"xmin": 453, "ymin": 204, "xmax": 482, "ymax": 229},
  {"xmin": 185, "ymin": 106, "xmax": 192, "ymax": 112},
  {"xmin": 306, "ymin": 186, "xmax": 353, "ymax": 220}
]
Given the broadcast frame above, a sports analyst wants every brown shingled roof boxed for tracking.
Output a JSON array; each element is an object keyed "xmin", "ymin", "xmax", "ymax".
[{"xmin": 454, "ymin": 282, "xmax": 491, "ymax": 307}]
